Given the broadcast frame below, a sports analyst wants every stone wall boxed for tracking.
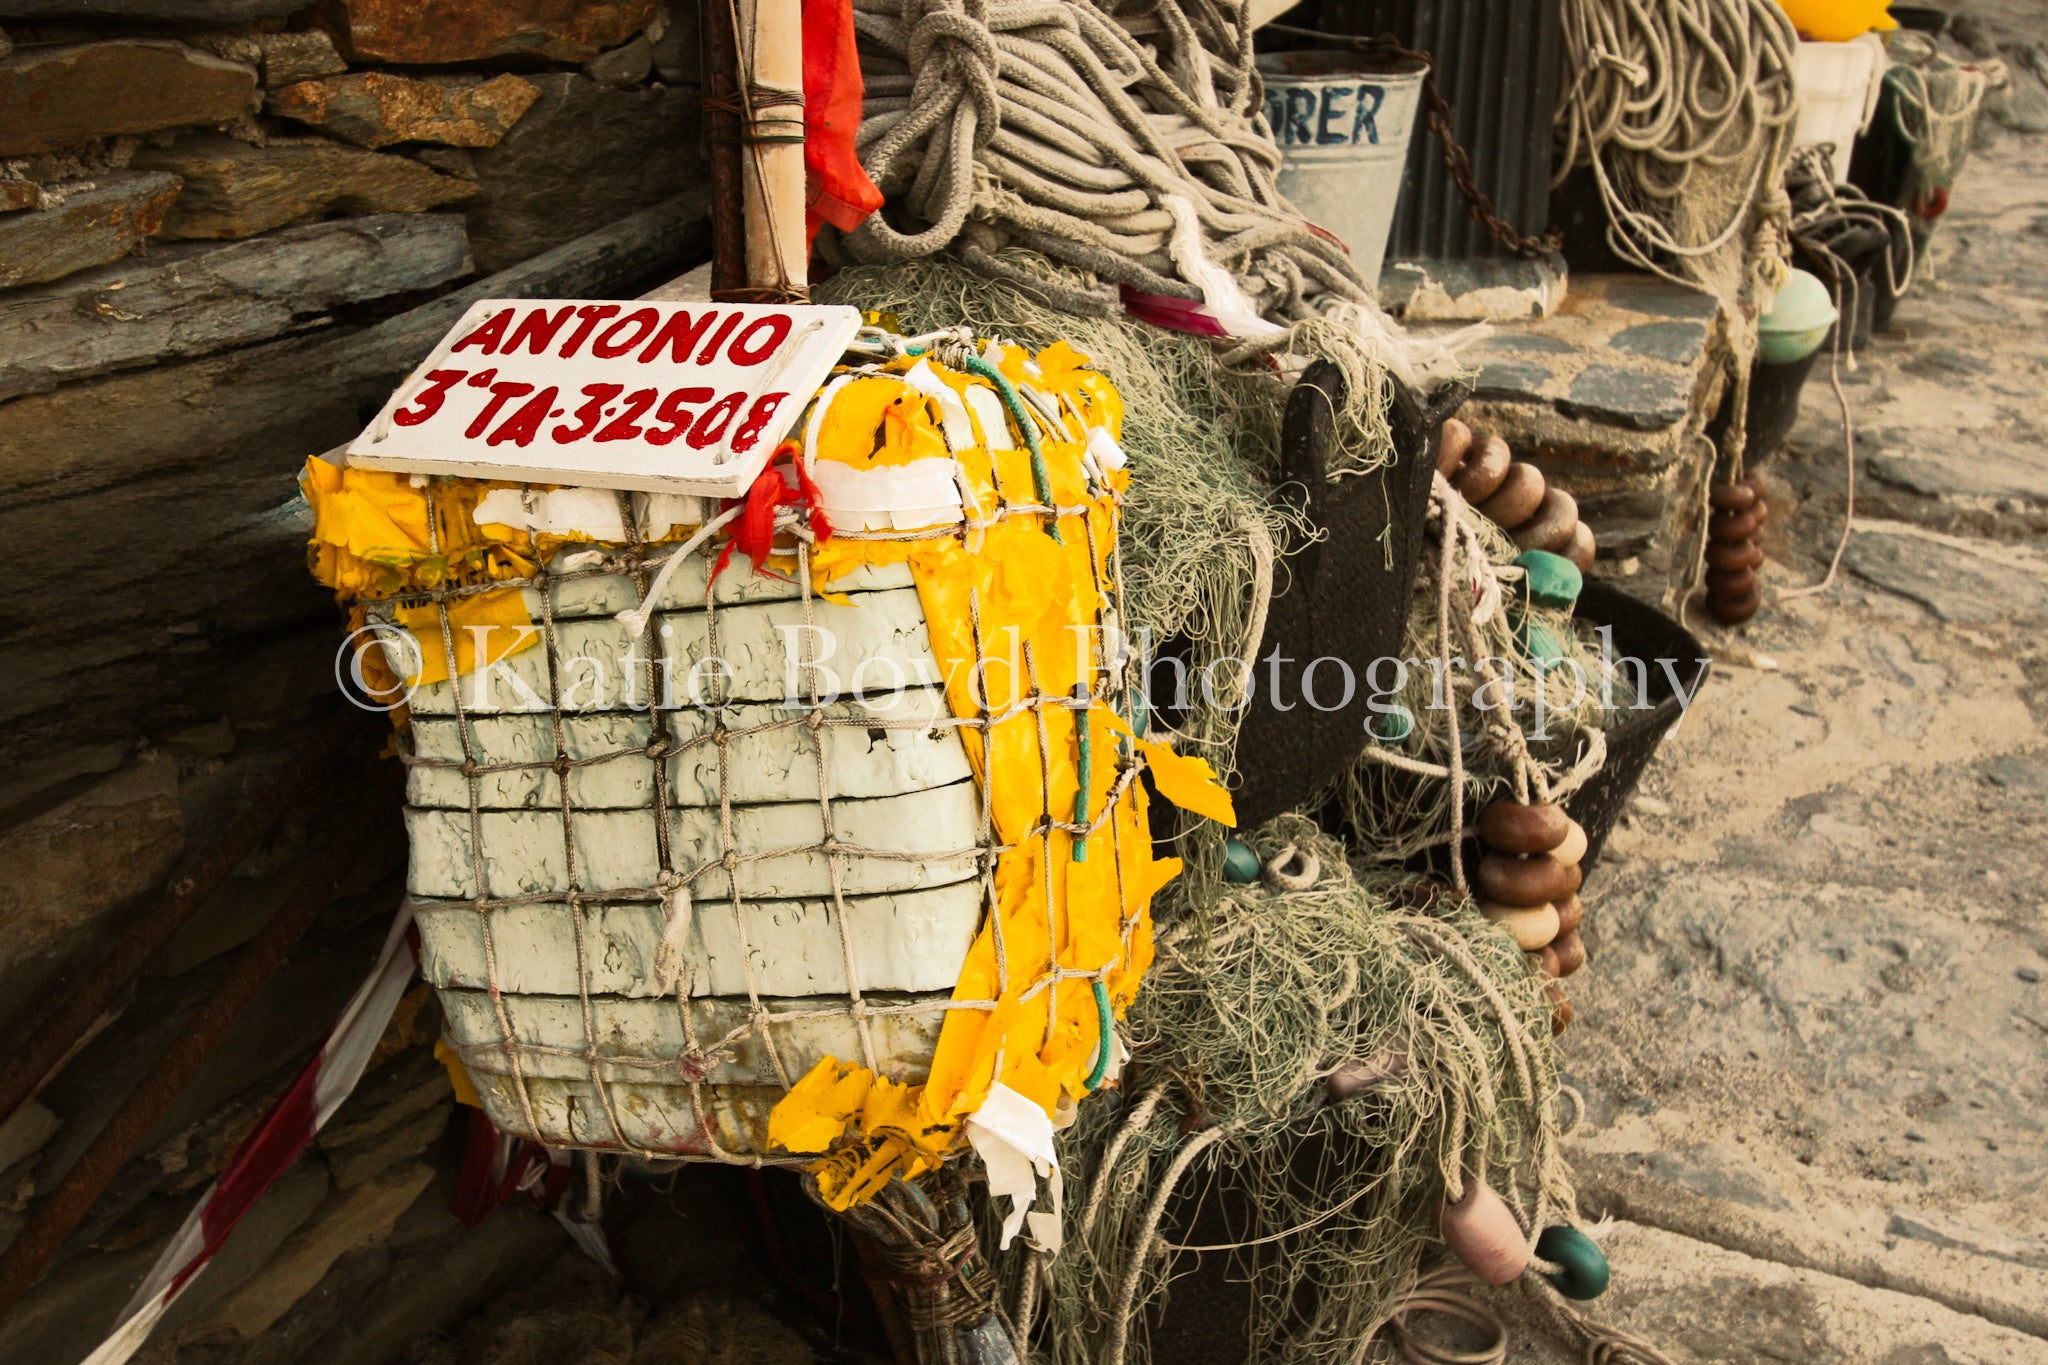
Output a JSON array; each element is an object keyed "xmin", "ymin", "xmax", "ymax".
[
  {"xmin": 0, "ymin": 6, "xmax": 715, "ymax": 1357},
  {"xmin": 0, "ymin": 0, "xmax": 707, "ymax": 807}
]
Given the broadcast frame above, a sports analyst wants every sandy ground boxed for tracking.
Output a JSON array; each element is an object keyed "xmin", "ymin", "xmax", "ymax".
[{"xmin": 1458, "ymin": 10, "xmax": 2048, "ymax": 1361}]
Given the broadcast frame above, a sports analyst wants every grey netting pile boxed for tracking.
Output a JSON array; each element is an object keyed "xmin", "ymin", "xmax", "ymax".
[
  {"xmin": 821, "ymin": 259, "xmax": 1582, "ymax": 1365},
  {"xmin": 368, "ymin": 328, "xmax": 1149, "ymax": 1166},
  {"xmin": 1032, "ymin": 817, "xmax": 1571, "ymax": 1365}
]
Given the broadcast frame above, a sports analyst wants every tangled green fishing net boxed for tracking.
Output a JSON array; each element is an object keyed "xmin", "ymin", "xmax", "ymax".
[
  {"xmin": 819, "ymin": 252, "xmax": 1302, "ymax": 746},
  {"xmin": 1033, "ymin": 818, "xmax": 1569, "ymax": 1365}
]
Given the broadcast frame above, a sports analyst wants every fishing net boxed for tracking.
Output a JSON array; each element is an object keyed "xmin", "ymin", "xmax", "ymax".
[
  {"xmin": 1881, "ymin": 32, "xmax": 1991, "ymax": 220},
  {"xmin": 819, "ymin": 252, "xmax": 1306, "ymax": 776},
  {"xmin": 1555, "ymin": 0, "xmax": 1801, "ymax": 615},
  {"xmin": 1335, "ymin": 494, "xmax": 1630, "ymax": 867},
  {"xmin": 1033, "ymin": 817, "xmax": 1570, "ymax": 1365},
  {"xmin": 821, "ymin": 257, "xmax": 1583, "ymax": 1364}
]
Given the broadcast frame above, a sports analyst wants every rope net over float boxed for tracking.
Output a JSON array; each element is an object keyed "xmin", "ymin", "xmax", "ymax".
[
  {"xmin": 1336, "ymin": 481, "xmax": 1631, "ymax": 869},
  {"xmin": 303, "ymin": 324, "xmax": 1236, "ymax": 1204}
]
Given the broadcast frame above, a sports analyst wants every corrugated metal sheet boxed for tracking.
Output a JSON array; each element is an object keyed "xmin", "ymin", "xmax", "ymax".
[{"xmin": 1307, "ymin": 0, "xmax": 1563, "ymax": 260}]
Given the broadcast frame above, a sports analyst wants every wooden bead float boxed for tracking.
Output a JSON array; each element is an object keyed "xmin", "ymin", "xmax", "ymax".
[
  {"xmin": 1706, "ymin": 472, "xmax": 1768, "ymax": 626},
  {"xmin": 1477, "ymin": 800, "xmax": 1568, "ymax": 854},
  {"xmin": 1477, "ymin": 852, "xmax": 1574, "ymax": 907},
  {"xmin": 1452, "ymin": 435, "xmax": 1513, "ymax": 503},
  {"xmin": 1564, "ymin": 521, "xmax": 1597, "ymax": 574},
  {"xmin": 1708, "ymin": 482, "xmax": 1757, "ymax": 512},
  {"xmin": 1706, "ymin": 539, "xmax": 1763, "ymax": 572},
  {"xmin": 1477, "ymin": 799, "xmax": 1592, "ymax": 1026},
  {"xmin": 1546, "ymin": 981, "xmax": 1572, "ymax": 1034},
  {"xmin": 1442, "ymin": 427, "xmax": 1600, "ymax": 572},
  {"xmin": 1705, "ymin": 566, "xmax": 1757, "ymax": 596},
  {"xmin": 1436, "ymin": 417, "xmax": 1475, "ymax": 476},
  {"xmin": 1708, "ymin": 505, "xmax": 1765, "ymax": 543},
  {"xmin": 1481, "ymin": 901, "xmax": 1559, "ymax": 951},
  {"xmin": 1477, "ymin": 462, "xmax": 1546, "ymax": 527},
  {"xmin": 1512, "ymin": 488, "xmax": 1581, "ymax": 554},
  {"xmin": 1553, "ymin": 892, "xmax": 1584, "ymax": 937},
  {"xmin": 1552, "ymin": 927, "xmax": 1586, "ymax": 976}
]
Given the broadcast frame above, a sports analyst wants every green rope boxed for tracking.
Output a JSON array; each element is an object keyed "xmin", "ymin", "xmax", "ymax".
[
  {"xmin": 962, "ymin": 352, "xmax": 1063, "ymax": 544},
  {"xmin": 1085, "ymin": 978, "xmax": 1114, "ymax": 1090}
]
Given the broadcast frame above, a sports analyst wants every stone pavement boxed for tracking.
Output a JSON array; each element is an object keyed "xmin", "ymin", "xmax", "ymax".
[{"xmin": 1452, "ymin": 9, "xmax": 2048, "ymax": 1360}]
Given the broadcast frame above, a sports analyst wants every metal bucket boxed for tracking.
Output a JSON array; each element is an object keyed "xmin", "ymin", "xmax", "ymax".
[{"xmin": 1257, "ymin": 49, "xmax": 1428, "ymax": 287}]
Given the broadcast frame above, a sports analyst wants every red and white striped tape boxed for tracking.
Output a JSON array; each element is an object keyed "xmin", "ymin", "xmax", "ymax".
[{"xmin": 82, "ymin": 905, "xmax": 419, "ymax": 1365}]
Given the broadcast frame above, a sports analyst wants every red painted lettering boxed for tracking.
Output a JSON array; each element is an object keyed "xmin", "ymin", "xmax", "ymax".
[
  {"xmin": 451, "ymin": 308, "xmax": 513, "ymax": 354},
  {"xmin": 558, "ymin": 304, "xmax": 622, "ymax": 358},
  {"xmin": 466, "ymin": 381, "xmax": 534, "ymax": 439},
  {"xmin": 646, "ymin": 386, "xmax": 714, "ymax": 445},
  {"xmin": 552, "ymin": 383, "xmax": 623, "ymax": 444},
  {"xmin": 687, "ymin": 391, "xmax": 747, "ymax": 449},
  {"xmin": 637, "ymin": 309, "xmax": 719, "ymax": 364},
  {"xmin": 504, "ymin": 305, "xmax": 577, "ymax": 355},
  {"xmin": 592, "ymin": 307, "xmax": 660, "ymax": 359},
  {"xmin": 694, "ymin": 312, "xmax": 744, "ymax": 365},
  {"xmin": 487, "ymin": 385, "xmax": 559, "ymax": 447},
  {"xmin": 729, "ymin": 392, "xmax": 788, "ymax": 452},
  {"xmin": 727, "ymin": 314, "xmax": 791, "ymax": 366},
  {"xmin": 391, "ymin": 369, "xmax": 465, "ymax": 426},
  {"xmin": 594, "ymin": 387, "xmax": 659, "ymax": 441}
]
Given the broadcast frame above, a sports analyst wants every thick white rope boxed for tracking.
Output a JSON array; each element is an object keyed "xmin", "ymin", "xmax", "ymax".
[
  {"xmin": 842, "ymin": 0, "xmax": 1372, "ymax": 323},
  {"xmin": 1553, "ymin": 0, "xmax": 1799, "ymax": 285}
]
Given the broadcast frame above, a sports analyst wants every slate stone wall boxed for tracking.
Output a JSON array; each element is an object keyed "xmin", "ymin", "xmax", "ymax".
[{"xmin": 0, "ymin": 9, "xmax": 712, "ymax": 1356}]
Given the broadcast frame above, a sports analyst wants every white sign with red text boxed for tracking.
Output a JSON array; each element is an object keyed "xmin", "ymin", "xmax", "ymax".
[{"xmin": 345, "ymin": 298, "xmax": 862, "ymax": 497}]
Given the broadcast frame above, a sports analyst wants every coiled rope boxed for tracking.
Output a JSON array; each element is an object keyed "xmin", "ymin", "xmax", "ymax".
[
  {"xmin": 837, "ymin": 0, "xmax": 1373, "ymax": 324},
  {"xmin": 1553, "ymin": 0, "xmax": 1800, "ymax": 288}
]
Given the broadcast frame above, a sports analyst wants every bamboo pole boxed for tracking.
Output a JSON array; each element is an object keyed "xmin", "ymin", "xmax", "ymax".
[{"xmin": 735, "ymin": 0, "xmax": 809, "ymax": 298}]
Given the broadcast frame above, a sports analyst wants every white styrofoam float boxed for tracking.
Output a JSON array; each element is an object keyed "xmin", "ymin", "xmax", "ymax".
[
  {"xmin": 414, "ymin": 882, "xmax": 984, "ymax": 998},
  {"xmin": 397, "ymin": 545, "xmax": 986, "ymax": 1158},
  {"xmin": 407, "ymin": 685, "xmax": 970, "ymax": 810}
]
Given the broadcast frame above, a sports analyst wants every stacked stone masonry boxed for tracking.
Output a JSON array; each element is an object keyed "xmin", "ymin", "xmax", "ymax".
[
  {"xmin": 0, "ymin": 0, "xmax": 709, "ymax": 787},
  {"xmin": 0, "ymin": 2, "xmax": 717, "ymax": 1359}
]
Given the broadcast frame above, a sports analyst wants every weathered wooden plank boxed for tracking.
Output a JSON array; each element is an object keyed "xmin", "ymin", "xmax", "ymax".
[
  {"xmin": 0, "ymin": 213, "xmax": 474, "ymax": 401},
  {"xmin": 413, "ymin": 880, "xmax": 983, "ymax": 997}
]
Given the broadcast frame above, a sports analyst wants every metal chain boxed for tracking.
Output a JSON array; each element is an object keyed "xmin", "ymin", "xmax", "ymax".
[{"xmin": 1267, "ymin": 24, "xmax": 1563, "ymax": 260}]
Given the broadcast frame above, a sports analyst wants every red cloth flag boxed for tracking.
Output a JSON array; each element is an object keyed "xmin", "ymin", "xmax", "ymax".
[{"xmin": 804, "ymin": 0, "xmax": 884, "ymax": 244}]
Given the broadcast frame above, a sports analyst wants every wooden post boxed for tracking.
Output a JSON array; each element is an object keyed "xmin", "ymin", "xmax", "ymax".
[
  {"xmin": 736, "ymin": 0, "xmax": 809, "ymax": 299},
  {"xmin": 705, "ymin": 0, "xmax": 747, "ymax": 298}
]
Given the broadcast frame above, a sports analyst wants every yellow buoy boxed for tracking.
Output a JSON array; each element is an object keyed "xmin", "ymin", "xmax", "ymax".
[{"xmin": 1774, "ymin": 0, "xmax": 1896, "ymax": 43}]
